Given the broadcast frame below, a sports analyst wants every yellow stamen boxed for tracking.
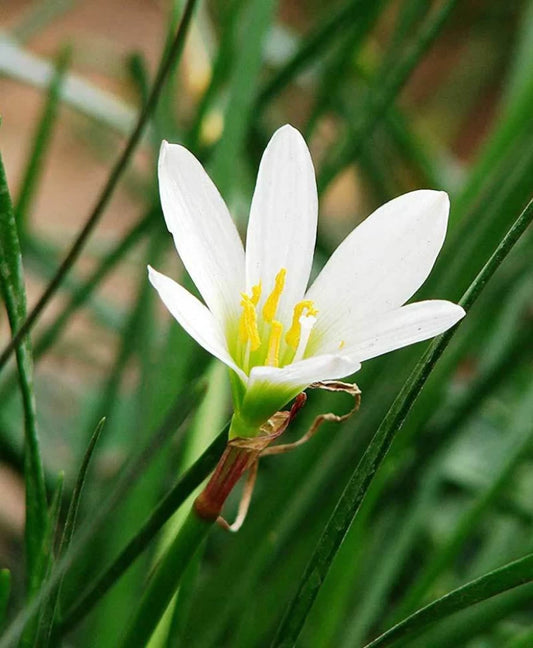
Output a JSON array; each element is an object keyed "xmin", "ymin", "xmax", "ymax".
[
  {"xmin": 338, "ymin": 340, "xmax": 345, "ymax": 349},
  {"xmin": 250, "ymin": 282, "xmax": 262, "ymax": 306},
  {"xmin": 285, "ymin": 300, "xmax": 318, "ymax": 349},
  {"xmin": 238, "ymin": 294, "xmax": 261, "ymax": 351},
  {"xmin": 265, "ymin": 320, "xmax": 283, "ymax": 367},
  {"xmin": 262, "ymin": 268, "xmax": 286, "ymax": 322}
]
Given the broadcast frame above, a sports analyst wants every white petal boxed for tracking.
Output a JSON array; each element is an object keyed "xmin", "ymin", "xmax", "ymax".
[
  {"xmin": 148, "ymin": 266, "xmax": 245, "ymax": 381},
  {"xmin": 239, "ymin": 354, "xmax": 361, "ymax": 429},
  {"xmin": 306, "ymin": 190, "xmax": 450, "ymax": 339},
  {"xmin": 249, "ymin": 354, "xmax": 361, "ymax": 389},
  {"xmin": 158, "ymin": 141, "xmax": 245, "ymax": 325},
  {"xmin": 317, "ymin": 300, "xmax": 465, "ymax": 361},
  {"xmin": 245, "ymin": 125, "xmax": 318, "ymax": 325}
]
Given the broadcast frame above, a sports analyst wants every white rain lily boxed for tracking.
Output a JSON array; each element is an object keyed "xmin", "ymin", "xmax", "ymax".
[{"xmin": 149, "ymin": 125, "xmax": 465, "ymax": 439}]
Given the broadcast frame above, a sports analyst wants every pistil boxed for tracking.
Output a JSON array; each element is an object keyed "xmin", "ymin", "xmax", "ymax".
[{"xmin": 293, "ymin": 314, "xmax": 316, "ymax": 362}]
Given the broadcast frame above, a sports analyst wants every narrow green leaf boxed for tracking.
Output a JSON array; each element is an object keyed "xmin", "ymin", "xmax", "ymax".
[
  {"xmin": 118, "ymin": 509, "xmax": 213, "ymax": 648},
  {"xmin": 32, "ymin": 472, "xmax": 65, "ymax": 647},
  {"xmin": 256, "ymin": 0, "xmax": 379, "ymax": 108},
  {"xmin": 0, "ymin": 206, "xmax": 154, "ymax": 425},
  {"xmin": 58, "ymin": 424, "xmax": 228, "ymax": 635},
  {"xmin": 32, "ymin": 210, "xmax": 155, "ymax": 363},
  {"xmin": 363, "ymin": 552, "xmax": 533, "ymax": 648},
  {"xmin": 380, "ymin": 0, "xmax": 430, "ymax": 70},
  {"xmin": 0, "ymin": 569, "xmax": 10, "ymax": 629},
  {"xmin": 208, "ymin": 0, "xmax": 277, "ymax": 196},
  {"xmin": 393, "ymin": 379, "xmax": 533, "ymax": 620},
  {"xmin": 0, "ymin": 35, "xmax": 136, "ymax": 134},
  {"xmin": 304, "ymin": 0, "xmax": 389, "ymax": 137},
  {"xmin": 0, "ymin": 149, "xmax": 48, "ymax": 598},
  {"xmin": 0, "ymin": 382, "xmax": 206, "ymax": 648},
  {"xmin": 317, "ymin": 0, "xmax": 458, "ymax": 192},
  {"xmin": 271, "ymin": 197, "xmax": 533, "ymax": 647},
  {"xmin": 15, "ymin": 45, "xmax": 71, "ymax": 238},
  {"xmin": 0, "ymin": 0, "xmax": 198, "ymax": 372},
  {"xmin": 39, "ymin": 419, "xmax": 106, "ymax": 647},
  {"xmin": 60, "ymin": 419, "xmax": 106, "ymax": 561}
]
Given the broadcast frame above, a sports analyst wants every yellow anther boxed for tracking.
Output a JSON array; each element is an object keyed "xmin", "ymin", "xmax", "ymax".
[
  {"xmin": 285, "ymin": 300, "xmax": 318, "ymax": 349},
  {"xmin": 238, "ymin": 294, "xmax": 261, "ymax": 351},
  {"xmin": 250, "ymin": 282, "xmax": 262, "ymax": 306},
  {"xmin": 338, "ymin": 340, "xmax": 345, "ymax": 349},
  {"xmin": 262, "ymin": 268, "xmax": 286, "ymax": 322},
  {"xmin": 265, "ymin": 321, "xmax": 283, "ymax": 367}
]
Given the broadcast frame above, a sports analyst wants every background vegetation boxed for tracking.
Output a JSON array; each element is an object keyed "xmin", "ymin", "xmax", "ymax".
[{"xmin": 1, "ymin": 0, "xmax": 533, "ymax": 646}]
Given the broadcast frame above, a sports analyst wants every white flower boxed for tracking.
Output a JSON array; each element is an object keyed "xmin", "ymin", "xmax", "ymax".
[{"xmin": 149, "ymin": 125, "xmax": 465, "ymax": 438}]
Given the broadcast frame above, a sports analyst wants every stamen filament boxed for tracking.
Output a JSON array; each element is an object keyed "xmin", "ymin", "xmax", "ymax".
[
  {"xmin": 262, "ymin": 269, "xmax": 286, "ymax": 322},
  {"xmin": 285, "ymin": 300, "xmax": 318, "ymax": 349},
  {"xmin": 265, "ymin": 321, "xmax": 283, "ymax": 367},
  {"xmin": 238, "ymin": 294, "xmax": 261, "ymax": 351},
  {"xmin": 250, "ymin": 282, "xmax": 262, "ymax": 306}
]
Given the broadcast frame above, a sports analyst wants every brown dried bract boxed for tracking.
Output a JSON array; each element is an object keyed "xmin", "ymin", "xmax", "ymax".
[{"xmin": 196, "ymin": 384, "xmax": 360, "ymax": 532}]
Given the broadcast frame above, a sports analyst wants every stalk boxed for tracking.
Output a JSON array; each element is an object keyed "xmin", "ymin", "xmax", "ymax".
[
  {"xmin": 119, "ymin": 440, "xmax": 258, "ymax": 647},
  {"xmin": 118, "ymin": 509, "xmax": 212, "ymax": 648}
]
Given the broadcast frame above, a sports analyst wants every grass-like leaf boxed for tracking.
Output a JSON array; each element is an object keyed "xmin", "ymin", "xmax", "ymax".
[
  {"xmin": 363, "ymin": 551, "xmax": 533, "ymax": 648},
  {"xmin": 0, "ymin": 149, "xmax": 48, "ymax": 604},
  {"xmin": 58, "ymin": 424, "xmax": 228, "ymax": 635},
  {"xmin": 0, "ymin": 382, "xmax": 205, "ymax": 648},
  {"xmin": 0, "ymin": 569, "xmax": 11, "ymax": 630},
  {"xmin": 39, "ymin": 418, "xmax": 105, "ymax": 646}
]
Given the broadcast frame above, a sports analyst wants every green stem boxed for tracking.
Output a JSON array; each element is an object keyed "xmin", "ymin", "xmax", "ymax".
[
  {"xmin": 0, "ymin": 569, "xmax": 10, "ymax": 629},
  {"xmin": 119, "ymin": 510, "xmax": 213, "ymax": 648},
  {"xmin": 120, "ymin": 426, "xmax": 262, "ymax": 646}
]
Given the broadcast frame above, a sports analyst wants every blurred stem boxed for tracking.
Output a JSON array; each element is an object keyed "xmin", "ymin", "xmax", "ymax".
[
  {"xmin": 0, "ymin": 569, "xmax": 10, "ymax": 629},
  {"xmin": 15, "ymin": 45, "xmax": 70, "ymax": 240},
  {"xmin": 0, "ymin": 211, "xmax": 155, "ymax": 409},
  {"xmin": 304, "ymin": 0, "xmax": 388, "ymax": 138},
  {"xmin": 119, "ymin": 510, "xmax": 213, "ymax": 648},
  {"xmin": 0, "ymin": 0, "xmax": 198, "ymax": 372},
  {"xmin": 256, "ymin": 0, "xmax": 377, "ymax": 108}
]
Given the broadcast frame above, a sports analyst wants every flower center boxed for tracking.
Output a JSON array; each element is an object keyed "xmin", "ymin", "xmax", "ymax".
[{"xmin": 237, "ymin": 267, "xmax": 318, "ymax": 373}]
